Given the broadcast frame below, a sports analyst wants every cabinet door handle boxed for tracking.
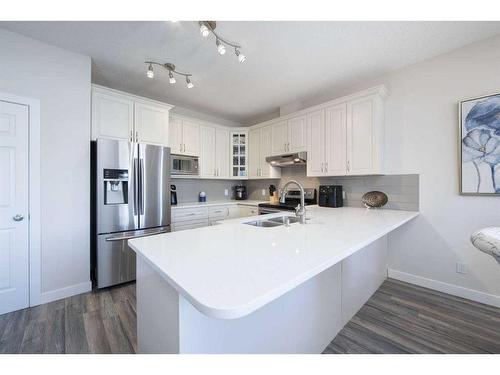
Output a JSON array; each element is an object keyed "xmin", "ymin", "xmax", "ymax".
[
  {"xmin": 135, "ymin": 131, "xmax": 139, "ymax": 142},
  {"xmin": 347, "ymin": 160, "xmax": 350, "ymax": 172},
  {"xmin": 325, "ymin": 162, "xmax": 328, "ymax": 173},
  {"xmin": 130, "ymin": 130, "xmax": 133, "ymax": 142},
  {"xmin": 321, "ymin": 162, "xmax": 324, "ymax": 173},
  {"xmin": 180, "ymin": 143, "xmax": 183, "ymax": 152}
]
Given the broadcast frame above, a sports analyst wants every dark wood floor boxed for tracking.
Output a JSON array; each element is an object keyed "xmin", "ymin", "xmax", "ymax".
[
  {"xmin": 1, "ymin": 279, "xmax": 499, "ymax": 354},
  {"xmin": 0, "ymin": 282, "xmax": 136, "ymax": 354},
  {"xmin": 324, "ymin": 279, "xmax": 500, "ymax": 354}
]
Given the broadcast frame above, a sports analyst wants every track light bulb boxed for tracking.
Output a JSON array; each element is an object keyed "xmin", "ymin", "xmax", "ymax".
[
  {"xmin": 200, "ymin": 23, "xmax": 210, "ymax": 37},
  {"xmin": 146, "ymin": 64, "xmax": 154, "ymax": 78},
  {"xmin": 169, "ymin": 71, "xmax": 176, "ymax": 84},
  {"xmin": 216, "ymin": 39, "xmax": 226, "ymax": 55},
  {"xmin": 235, "ymin": 49, "xmax": 246, "ymax": 63},
  {"xmin": 186, "ymin": 77, "xmax": 194, "ymax": 89}
]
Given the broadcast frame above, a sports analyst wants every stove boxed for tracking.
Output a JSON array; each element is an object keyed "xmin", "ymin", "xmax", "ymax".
[{"xmin": 258, "ymin": 188, "xmax": 317, "ymax": 214}]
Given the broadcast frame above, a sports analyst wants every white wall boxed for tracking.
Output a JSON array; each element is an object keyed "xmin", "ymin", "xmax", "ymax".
[
  {"xmin": 299, "ymin": 34, "xmax": 500, "ymax": 305},
  {"xmin": 0, "ymin": 28, "xmax": 91, "ymax": 302}
]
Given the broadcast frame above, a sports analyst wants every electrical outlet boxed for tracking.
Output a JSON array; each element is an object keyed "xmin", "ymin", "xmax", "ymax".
[
  {"xmin": 224, "ymin": 189, "xmax": 229, "ymax": 196},
  {"xmin": 342, "ymin": 191, "xmax": 346, "ymax": 199},
  {"xmin": 456, "ymin": 262, "xmax": 467, "ymax": 274}
]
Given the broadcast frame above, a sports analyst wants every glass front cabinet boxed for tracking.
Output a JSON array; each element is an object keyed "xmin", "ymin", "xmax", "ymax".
[{"xmin": 230, "ymin": 131, "xmax": 248, "ymax": 179}]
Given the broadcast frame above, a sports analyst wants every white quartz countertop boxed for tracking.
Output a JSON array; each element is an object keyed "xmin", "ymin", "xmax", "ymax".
[
  {"xmin": 172, "ymin": 200, "xmax": 266, "ymax": 209},
  {"xmin": 129, "ymin": 207, "xmax": 418, "ymax": 319}
]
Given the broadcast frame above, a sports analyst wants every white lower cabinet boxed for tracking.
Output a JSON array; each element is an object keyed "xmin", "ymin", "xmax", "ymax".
[
  {"xmin": 237, "ymin": 205, "xmax": 259, "ymax": 217},
  {"xmin": 171, "ymin": 203, "xmax": 259, "ymax": 231}
]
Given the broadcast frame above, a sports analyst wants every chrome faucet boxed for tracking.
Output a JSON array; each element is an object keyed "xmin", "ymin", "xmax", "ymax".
[{"xmin": 280, "ymin": 180, "xmax": 306, "ymax": 224}]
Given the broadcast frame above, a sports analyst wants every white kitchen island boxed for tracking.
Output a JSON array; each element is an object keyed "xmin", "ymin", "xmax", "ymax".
[{"xmin": 128, "ymin": 206, "xmax": 418, "ymax": 354}]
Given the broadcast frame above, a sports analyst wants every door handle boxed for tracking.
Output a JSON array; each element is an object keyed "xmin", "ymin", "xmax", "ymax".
[
  {"xmin": 321, "ymin": 162, "xmax": 324, "ymax": 173},
  {"xmin": 13, "ymin": 214, "xmax": 24, "ymax": 222},
  {"xmin": 325, "ymin": 162, "xmax": 328, "ymax": 173},
  {"xmin": 130, "ymin": 130, "xmax": 133, "ymax": 142},
  {"xmin": 135, "ymin": 131, "xmax": 139, "ymax": 142}
]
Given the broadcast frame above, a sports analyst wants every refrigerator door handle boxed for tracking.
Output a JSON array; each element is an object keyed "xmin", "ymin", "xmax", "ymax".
[
  {"xmin": 133, "ymin": 157, "xmax": 139, "ymax": 215},
  {"xmin": 139, "ymin": 158, "xmax": 145, "ymax": 215},
  {"xmin": 105, "ymin": 228, "xmax": 169, "ymax": 242}
]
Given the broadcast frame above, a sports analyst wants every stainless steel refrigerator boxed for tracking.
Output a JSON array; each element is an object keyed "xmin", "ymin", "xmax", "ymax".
[{"xmin": 92, "ymin": 138, "xmax": 171, "ymax": 289}]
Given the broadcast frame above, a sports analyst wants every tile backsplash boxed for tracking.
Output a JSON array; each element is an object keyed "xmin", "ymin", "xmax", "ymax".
[
  {"xmin": 244, "ymin": 165, "xmax": 419, "ymax": 211},
  {"xmin": 172, "ymin": 178, "xmax": 245, "ymax": 204},
  {"xmin": 171, "ymin": 166, "xmax": 419, "ymax": 211}
]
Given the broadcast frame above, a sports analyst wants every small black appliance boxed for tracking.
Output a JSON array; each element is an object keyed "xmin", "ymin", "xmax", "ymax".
[
  {"xmin": 170, "ymin": 184, "xmax": 178, "ymax": 205},
  {"xmin": 234, "ymin": 185, "xmax": 247, "ymax": 200},
  {"xmin": 318, "ymin": 185, "xmax": 343, "ymax": 208}
]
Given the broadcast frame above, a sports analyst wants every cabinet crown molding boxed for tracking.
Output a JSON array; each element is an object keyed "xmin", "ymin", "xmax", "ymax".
[
  {"xmin": 249, "ymin": 84, "xmax": 388, "ymax": 129},
  {"xmin": 91, "ymin": 84, "xmax": 174, "ymax": 110}
]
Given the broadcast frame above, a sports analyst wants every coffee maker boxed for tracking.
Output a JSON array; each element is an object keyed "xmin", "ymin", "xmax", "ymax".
[
  {"xmin": 234, "ymin": 185, "xmax": 247, "ymax": 200},
  {"xmin": 170, "ymin": 184, "xmax": 178, "ymax": 205}
]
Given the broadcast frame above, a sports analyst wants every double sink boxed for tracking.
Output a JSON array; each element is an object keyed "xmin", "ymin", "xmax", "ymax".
[{"xmin": 244, "ymin": 215, "xmax": 301, "ymax": 228}]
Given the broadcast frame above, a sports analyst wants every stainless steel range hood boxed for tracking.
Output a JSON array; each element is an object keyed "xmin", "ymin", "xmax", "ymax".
[{"xmin": 265, "ymin": 151, "xmax": 307, "ymax": 167}]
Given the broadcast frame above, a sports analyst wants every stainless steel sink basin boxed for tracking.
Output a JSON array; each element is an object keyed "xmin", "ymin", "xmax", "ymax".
[
  {"xmin": 243, "ymin": 215, "xmax": 301, "ymax": 228},
  {"xmin": 268, "ymin": 216, "xmax": 300, "ymax": 224},
  {"xmin": 244, "ymin": 220, "xmax": 283, "ymax": 227}
]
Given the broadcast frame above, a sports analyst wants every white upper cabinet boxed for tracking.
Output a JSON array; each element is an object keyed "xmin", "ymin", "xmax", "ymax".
[
  {"xmin": 199, "ymin": 125, "xmax": 230, "ymax": 179},
  {"xmin": 92, "ymin": 86, "xmax": 172, "ymax": 146},
  {"xmin": 134, "ymin": 100, "xmax": 170, "ymax": 146},
  {"xmin": 346, "ymin": 95, "xmax": 383, "ymax": 175},
  {"xmin": 325, "ymin": 103, "xmax": 347, "ymax": 176},
  {"xmin": 306, "ymin": 110, "xmax": 326, "ymax": 177},
  {"xmin": 271, "ymin": 116, "xmax": 306, "ymax": 155},
  {"xmin": 287, "ymin": 115, "xmax": 307, "ymax": 152},
  {"xmin": 271, "ymin": 121, "xmax": 288, "ymax": 155},
  {"xmin": 249, "ymin": 125, "xmax": 281, "ymax": 179},
  {"xmin": 259, "ymin": 125, "xmax": 275, "ymax": 177},
  {"xmin": 248, "ymin": 128, "xmax": 261, "ymax": 179},
  {"xmin": 169, "ymin": 116, "xmax": 183, "ymax": 154},
  {"xmin": 199, "ymin": 125, "xmax": 216, "ymax": 178},
  {"xmin": 182, "ymin": 120, "xmax": 200, "ymax": 156},
  {"xmin": 215, "ymin": 128, "xmax": 230, "ymax": 179},
  {"xmin": 169, "ymin": 116, "xmax": 200, "ymax": 156},
  {"xmin": 92, "ymin": 88, "xmax": 134, "ymax": 141}
]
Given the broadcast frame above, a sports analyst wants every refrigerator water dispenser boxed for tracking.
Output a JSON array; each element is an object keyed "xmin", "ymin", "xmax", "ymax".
[{"xmin": 103, "ymin": 169, "xmax": 128, "ymax": 205}]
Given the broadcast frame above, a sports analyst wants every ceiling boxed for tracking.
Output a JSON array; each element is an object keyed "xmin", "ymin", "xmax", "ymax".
[{"xmin": 2, "ymin": 21, "xmax": 500, "ymax": 124}]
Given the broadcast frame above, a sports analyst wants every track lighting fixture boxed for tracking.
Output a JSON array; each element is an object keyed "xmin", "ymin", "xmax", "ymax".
[
  {"xmin": 144, "ymin": 62, "xmax": 193, "ymax": 88},
  {"xmin": 235, "ymin": 48, "xmax": 246, "ymax": 63},
  {"xmin": 216, "ymin": 39, "xmax": 226, "ymax": 55},
  {"xmin": 146, "ymin": 63, "xmax": 154, "ymax": 78},
  {"xmin": 199, "ymin": 21, "xmax": 246, "ymax": 62}
]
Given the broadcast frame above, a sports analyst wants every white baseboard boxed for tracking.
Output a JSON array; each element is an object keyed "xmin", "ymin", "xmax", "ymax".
[
  {"xmin": 387, "ymin": 269, "xmax": 500, "ymax": 308},
  {"xmin": 39, "ymin": 281, "xmax": 92, "ymax": 305}
]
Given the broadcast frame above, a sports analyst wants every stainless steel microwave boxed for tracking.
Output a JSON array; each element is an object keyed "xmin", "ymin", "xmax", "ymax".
[{"xmin": 171, "ymin": 154, "xmax": 199, "ymax": 175}]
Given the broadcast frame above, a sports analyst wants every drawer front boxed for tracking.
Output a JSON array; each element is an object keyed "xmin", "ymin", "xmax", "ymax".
[
  {"xmin": 238, "ymin": 205, "xmax": 259, "ymax": 217},
  {"xmin": 208, "ymin": 206, "xmax": 230, "ymax": 219},
  {"xmin": 172, "ymin": 207, "xmax": 209, "ymax": 222},
  {"xmin": 171, "ymin": 218, "xmax": 209, "ymax": 232}
]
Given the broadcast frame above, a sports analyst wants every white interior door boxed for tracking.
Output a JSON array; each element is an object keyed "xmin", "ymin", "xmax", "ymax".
[{"xmin": 0, "ymin": 100, "xmax": 29, "ymax": 315}]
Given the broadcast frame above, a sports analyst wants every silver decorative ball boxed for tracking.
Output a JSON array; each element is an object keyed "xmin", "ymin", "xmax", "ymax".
[{"xmin": 362, "ymin": 191, "xmax": 388, "ymax": 208}]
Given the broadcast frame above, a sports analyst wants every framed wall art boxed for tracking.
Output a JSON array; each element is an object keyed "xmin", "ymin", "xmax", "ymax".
[{"xmin": 459, "ymin": 92, "xmax": 500, "ymax": 195}]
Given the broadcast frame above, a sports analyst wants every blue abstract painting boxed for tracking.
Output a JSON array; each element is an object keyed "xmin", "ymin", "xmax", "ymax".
[{"xmin": 460, "ymin": 93, "xmax": 500, "ymax": 194}]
